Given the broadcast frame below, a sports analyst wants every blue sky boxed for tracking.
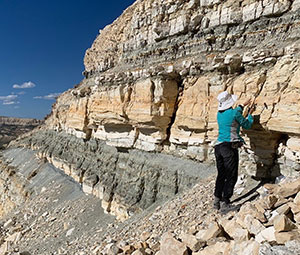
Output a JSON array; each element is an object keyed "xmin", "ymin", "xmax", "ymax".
[{"xmin": 0, "ymin": 0, "xmax": 135, "ymax": 119}]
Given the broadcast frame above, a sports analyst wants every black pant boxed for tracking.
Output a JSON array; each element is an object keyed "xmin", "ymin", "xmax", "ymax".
[{"xmin": 214, "ymin": 142, "xmax": 239, "ymax": 202}]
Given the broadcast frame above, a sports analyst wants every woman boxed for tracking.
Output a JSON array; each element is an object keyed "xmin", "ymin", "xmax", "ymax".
[{"xmin": 214, "ymin": 91, "xmax": 254, "ymax": 211}]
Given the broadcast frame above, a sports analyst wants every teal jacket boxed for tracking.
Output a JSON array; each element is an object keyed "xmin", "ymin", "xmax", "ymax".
[{"xmin": 217, "ymin": 106, "xmax": 253, "ymax": 144}]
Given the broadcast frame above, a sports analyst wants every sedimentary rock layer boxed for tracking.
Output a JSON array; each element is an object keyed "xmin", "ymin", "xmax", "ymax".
[
  {"xmin": 15, "ymin": 130, "xmax": 214, "ymax": 220},
  {"xmin": 43, "ymin": 0, "xmax": 300, "ymax": 179},
  {"xmin": 0, "ymin": 148, "xmax": 64, "ymax": 217}
]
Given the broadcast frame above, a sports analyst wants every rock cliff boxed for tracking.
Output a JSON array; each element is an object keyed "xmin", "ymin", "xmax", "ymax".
[
  {"xmin": 46, "ymin": 0, "xmax": 300, "ymax": 178},
  {"xmin": 1, "ymin": 1, "xmax": 300, "ymax": 253},
  {"xmin": 9, "ymin": 0, "xmax": 300, "ymax": 219}
]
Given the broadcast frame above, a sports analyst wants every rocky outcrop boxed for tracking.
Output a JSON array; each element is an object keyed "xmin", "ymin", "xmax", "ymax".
[
  {"xmin": 14, "ymin": 130, "xmax": 214, "ymax": 220},
  {"xmin": 83, "ymin": 0, "xmax": 299, "ymax": 74},
  {"xmin": 1, "ymin": 1, "xmax": 300, "ymax": 254},
  {"xmin": 95, "ymin": 177, "xmax": 300, "ymax": 255},
  {"xmin": 0, "ymin": 148, "xmax": 60, "ymax": 218},
  {"xmin": 0, "ymin": 148, "xmax": 115, "ymax": 255},
  {"xmin": 0, "ymin": 158, "xmax": 28, "ymax": 218},
  {"xmin": 0, "ymin": 150, "xmax": 299, "ymax": 254},
  {"xmin": 154, "ymin": 177, "xmax": 300, "ymax": 255},
  {"xmin": 42, "ymin": 0, "xmax": 300, "ymax": 180}
]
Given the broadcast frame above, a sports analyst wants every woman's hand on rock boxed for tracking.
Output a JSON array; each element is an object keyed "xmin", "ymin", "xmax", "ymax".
[{"xmin": 242, "ymin": 98, "xmax": 252, "ymax": 107}]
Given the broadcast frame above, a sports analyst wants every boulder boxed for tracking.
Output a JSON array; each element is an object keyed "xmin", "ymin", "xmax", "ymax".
[
  {"xmin": 238, "ymin": 203, "xmax": 266, "ymax": 223},
  {"xmin": 255, "ymin": 227, "xmax": 276, "ymax": 243},
  {"xmin": 276, "ymin": 179, "xmax": 300, "ymax": 198},
  {"xmin": 294, "ymin": 191, "xmax": 300, "ymax": 205},
  {"xmin": 200, "ymin": 222, "xmax": 223, "ymax": 241},
  {"xmin": 274, "ymin": 203, "xmax": 291, "ymax": 215},
  {"xmin": 261, "ymin": 195, "xmax": 278, "ymax": 210},
  {"xmin": 275, "ymin": 230, "xmax": 300, "ymax": 244},
  {"xmin": 237, "ymin": 214, "xmax": 265, "ymax": 236},
  {"xmin": 274, "ymin": 215, "xmax": 296, "ymax": 232},
  {"xmin": 221, "ymin": 219, "xmax": 250, "ymax": 241},
  {"xmin": 158, "ymin": 232, "xmax": 189, "ymax": 255},
  {"xmin": 192, "ymin": 241, "xmax": 232, "ymax": 255},
  {"xmin": 179, "ymin": 232, "xmax": 205, "ymax": 251},
  {"xmin": 230, "ymin": 240, "xmax": 260, "ymax": 255},
  {"xmin": 195, "ymin": 230, "xmax": 207, "ymax": 240},
  {"xmin": 273, "ymin": 197, "xmax": 289, "ymax": 208}
]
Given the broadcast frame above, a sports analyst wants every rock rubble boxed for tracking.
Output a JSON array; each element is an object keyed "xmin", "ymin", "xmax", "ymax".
[{"xmin": 1, "ymin": 155, "xmax": 299, "ymax": 255}]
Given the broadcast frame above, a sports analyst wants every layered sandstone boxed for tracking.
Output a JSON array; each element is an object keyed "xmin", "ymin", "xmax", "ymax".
[{"xmin": 41, "ymin": 0, "xmax": 300, "ymax": 180}]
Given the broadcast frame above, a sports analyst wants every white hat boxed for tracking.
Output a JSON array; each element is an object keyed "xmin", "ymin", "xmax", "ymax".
[{"xmin": 217, "ymin": 91, "xmax": 237, "ymax": 111}]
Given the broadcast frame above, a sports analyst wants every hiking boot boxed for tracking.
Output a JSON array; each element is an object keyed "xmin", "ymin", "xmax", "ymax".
[
  {"xmin": 223, "ymin": 198, "xmax": 230, "ymax": 204},
  {"xmin": 220, "ymin": 201, "xmax": 236, "ymax": 214},
  {"xmin": 213, "ymin": 196, "xmax": 221, "ymax": 210}
]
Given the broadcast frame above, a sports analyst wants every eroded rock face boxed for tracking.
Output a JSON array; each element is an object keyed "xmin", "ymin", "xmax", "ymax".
[
  {"xmin": 16, "ymin": 130, "xmax": 214, "ymax": 221},
  {"xmin": 50, "ymin": 78, "xmax": 178, "ymax": 152},
  {"xmin": 83, "ymin": 0, "xmax": 298, "ymax": 75},
  {"xmin": 46, "ymin": 0, "xmax": 300, "ymax": 178}
]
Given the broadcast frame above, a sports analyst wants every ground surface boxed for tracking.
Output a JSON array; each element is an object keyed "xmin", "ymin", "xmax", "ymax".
[{"xmin": 0, "ymin": 148, "xmax": 261, "ymax": 255}]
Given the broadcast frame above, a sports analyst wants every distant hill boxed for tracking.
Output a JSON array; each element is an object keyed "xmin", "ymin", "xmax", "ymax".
[
  {"xmin": 0, "ymin": 116, "xmax": 42, "ymax": 126},
  {"xmin": 0, "ymin": 116, "xmax": 43, "ymax": 149}
]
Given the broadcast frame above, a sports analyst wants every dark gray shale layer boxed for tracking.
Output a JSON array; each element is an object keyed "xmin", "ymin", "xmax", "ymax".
[
  {"xmin": 0, "ymin": 147, "xmax": 91, "ymax": 217},
  {"xmin": 12, "ymin": 130, "xmax": 215, "ymax": 217},
  {"xmin": 0, "ymin": 148, "xmax": 115, "ymax": 252},
  {"xmin": 1, "ymin": 148, "xmax": 83, "ymax": 202}
]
